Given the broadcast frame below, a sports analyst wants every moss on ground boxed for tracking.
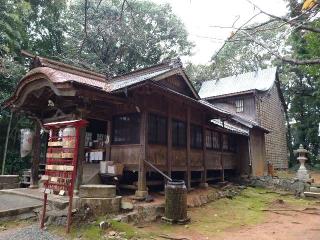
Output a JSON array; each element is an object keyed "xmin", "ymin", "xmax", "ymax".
[
  {"xmin": 139, "ymin": 187, "xmax": 317, "ymax": 239},
  {"xmin": 48, "ymin": 187, "xmax": 317, "ymax": 239}
]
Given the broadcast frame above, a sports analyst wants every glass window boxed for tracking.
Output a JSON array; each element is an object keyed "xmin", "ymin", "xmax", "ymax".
[
  {"xmin": 235, "ymin": 99, "xmax": 244, "ymax": 112},
  {"xmin": 205, "ymin": 130, "xmax": 212, "ymax": 149},
  {"xmin": 112, "ymin": 113, "xmax": 140, "ymax": 144},
  {"xmin": 212, "ymin": 131, "xmax": 220, "ymax": 149},
  {"xmin": 172, "ymin": 119, "xmax": 186, "ymax": 147},
  {"xmin": 228, "ymin": 135, "xmax": 237, "ymax": 152},
  {"xmin": 222, "ymin": 134, "xmax": 229, "ymax": 150},
  {"xmin": 148, "ymin": 114, "xmax": 167, "ymax": 145},
  {"xmin": 191, "ymin": 124, "xmax": 203, "ymax": 149}
]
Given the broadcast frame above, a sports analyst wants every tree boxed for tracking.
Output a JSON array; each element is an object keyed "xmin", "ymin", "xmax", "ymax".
[{"xmin": 64, "ymin": 0, "xmax": 193, "ymax": 74}]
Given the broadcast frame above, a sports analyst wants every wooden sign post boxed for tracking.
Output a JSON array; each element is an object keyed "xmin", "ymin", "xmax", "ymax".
[{"xmin": 40, "ymin": 119, "xmax": 87, "ymax": 233}]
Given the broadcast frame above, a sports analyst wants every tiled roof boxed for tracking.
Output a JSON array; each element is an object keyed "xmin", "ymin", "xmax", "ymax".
[{"xmin": 198, "ymin": 67, "xmax": 277, "ymax": 99}]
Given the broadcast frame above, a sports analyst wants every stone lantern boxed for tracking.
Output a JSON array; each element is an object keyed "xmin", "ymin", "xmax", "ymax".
[{"xmin": 295, "ymin": 144, "xmax": 311, "ymax": 182}]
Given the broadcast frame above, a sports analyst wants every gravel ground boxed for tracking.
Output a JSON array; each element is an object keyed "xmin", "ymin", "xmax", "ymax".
[{"xmin": 0, "ymin": 224, "xmax": 64, "ymax": 240}]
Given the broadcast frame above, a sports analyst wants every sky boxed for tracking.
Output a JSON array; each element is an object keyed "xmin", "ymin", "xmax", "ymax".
[{"xmin": 151, "ymin": 0, "xmax": 288, "ymax": 64}]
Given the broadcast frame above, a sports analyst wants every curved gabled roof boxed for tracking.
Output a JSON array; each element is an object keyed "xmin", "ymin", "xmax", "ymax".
[{"xmin": 199, "ymin": 67, "xmax": 277, "ymax": 99}]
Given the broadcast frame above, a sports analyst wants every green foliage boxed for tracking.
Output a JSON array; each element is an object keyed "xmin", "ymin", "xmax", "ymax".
[
  {"xmin": 0, "ymin": 0, "xmax": 193, "ymax": 174},
  {"xmin": 64, "ymin": 0, "xmax": 193, "ymax": 74}
]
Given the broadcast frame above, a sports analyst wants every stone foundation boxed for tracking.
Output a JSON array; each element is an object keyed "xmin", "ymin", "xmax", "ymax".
[
  {"xmin": 0, "ymin": 175, "xmax": 20, "ymax": 190},
  {"xmin": 250, "ymin": 176, "xmax": 310, "ymax": 196},
  {"xmin": 79, "ymin": 184, "xmax": 121, "ymax": 216}
]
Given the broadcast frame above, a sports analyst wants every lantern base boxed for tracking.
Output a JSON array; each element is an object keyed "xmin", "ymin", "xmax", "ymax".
[{"xmin": 296, "ymin": 168, "xmax": 311, "ymax": 182}]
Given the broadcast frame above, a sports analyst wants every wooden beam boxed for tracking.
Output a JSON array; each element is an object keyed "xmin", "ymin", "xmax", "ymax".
[
  {"xmin": 74, "ymin": 110, "xmax": 87, "ymax": 194},
  {"xmin": 167, "ymin": 101, "xmax": 172, "ymax": 178},
  {"xmin": 201, "ymin": 113, "xmax": 208, "ymax": 187},
  {"xmin": 30, "ymin": 120, "xmax": 41, "ymax": 188},
  {"xmin": 105, "ymin": 120, "xmax": 112, "ymax": 161},
  {"xmin": 186, "ymin": 107, "xmax": 191, "ymax": 189},
  {"xmin": 135, "ymin": 109, "xmax": 148, "ymax": 199}
]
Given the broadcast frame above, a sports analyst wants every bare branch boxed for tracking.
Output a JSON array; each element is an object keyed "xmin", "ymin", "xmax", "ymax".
[
  {"xmin": 246, "ymin": 0, "xmax": 320, "ymax": 33},
  {"xmin": 240, "ymin": 31, "xmax": 320, "ymax": 65}
]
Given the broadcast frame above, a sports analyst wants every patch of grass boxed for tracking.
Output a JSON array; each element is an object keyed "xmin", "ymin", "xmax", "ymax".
[
  {"xmin": 49, "ymin": 187, "xmax": 319, "ymax": 239},
  {"xmin": 109, "ymin": 220, "xmax": 137, "ymax": 238},
  {"xmin": 139, "ymin": 187, "xmax": 318, "ymax": 238},
  {"xmin": 49, "ymin": 220, "xmax": 104, "ymax": 240}
]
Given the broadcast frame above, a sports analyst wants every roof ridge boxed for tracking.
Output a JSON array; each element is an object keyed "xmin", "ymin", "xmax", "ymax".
[
  {"xmin": 21, "ymin": 50, "xmax": 107, "ymax": 82},
  {"xmin": 110, "ymin": 58, "xmax": 182, "ymax": 82},
  {"xmin": 202, "ymin": 66, "xmax": 278, "ymax": 84}
]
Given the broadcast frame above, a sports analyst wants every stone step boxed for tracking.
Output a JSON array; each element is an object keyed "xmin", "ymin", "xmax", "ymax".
[
  {"xmin": 0, "ymin": 183, "xmax": 20, "ymax": 190},
  {"xmin": 304, "ymin": 192, "xmax": 320, "ymax": 198},
  {"xmin": 0, "ymin": 175, "xmax": 19, "ymax": 184},
  {"xmin": 79, "ymin": 196, "xmax": 121, "ymax": 216},
  {"xmin": 79, "ymin": 184, "xmax": 116, "ymax": 198},
  {"xmin": 310, "ymin": 186, "xmax": 320, "ymax": 193}
]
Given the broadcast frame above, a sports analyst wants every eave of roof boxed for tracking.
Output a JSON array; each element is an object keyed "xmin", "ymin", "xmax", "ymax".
[{"xmin": 198, "ymin": 67, "xmax": 277, "ymax": 99}]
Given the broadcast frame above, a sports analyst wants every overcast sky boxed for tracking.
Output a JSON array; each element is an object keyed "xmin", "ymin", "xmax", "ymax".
[{"xmin": 151, "ymin": 0, "xmax": 288, "ymax": 64}]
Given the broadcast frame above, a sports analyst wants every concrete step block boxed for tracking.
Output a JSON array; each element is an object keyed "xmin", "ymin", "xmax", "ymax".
[
  {"xmin": 79, "ymin": 184, "xmax": 116, "ymax": 198},
  {"xmin": 0, "ymin": 183, "xmax": 20, "ymax": 190},
  {"xmin": 304, "ymin": 192, "xmax": 320, "ymax": 198},
  {"xmin": 0, "ymin": 175, "xmax": 19, "ymax": 184},
  {"xmin": 310, "ymin": 187, "xmax": 320, "ymax": 193},
  {"xmin": 80, "ymin": 196, "xmax": 121, "ymax": 216}
]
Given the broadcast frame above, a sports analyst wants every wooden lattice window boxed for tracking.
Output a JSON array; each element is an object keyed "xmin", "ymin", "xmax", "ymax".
[
  {"xmin": 191, "ymin": 124, "xmax": 203, "ymax": 149},
  {"xmin": 205, "ymin": 130, "xmax": 212, "ymax": 149},
  {"xmin": 222, "ymin": 134, "xmax": 229, "ymax": 150},
  {"xmin": 205, "ymin": 130, "xmax": 220, "ymax": 150},
  {"xmin": 235, "ymin": 99, "xmax": 244, "ymax": 113},
  {"xmin": 148, "ymin": 113, "xmax": 167, "ymax": 145},
  {"xmin": 228, "ymin": 135, "xmax": 237, "ymax": 152},
  {"xmin": 112, "ymin": 113, "xmax": 140, "ymax": 144},
  {"xmin": 172, "ymin": 119, "xmax": 186, "ymax": 147}
]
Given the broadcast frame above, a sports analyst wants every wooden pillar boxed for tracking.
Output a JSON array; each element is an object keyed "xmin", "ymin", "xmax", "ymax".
[
  {"xmin": 105, "ymin": 120, "xmax": 112, "ymax": 161},
  {"xmin": 186, "ymin": 107, "xmax": 191, "ymax": 190},
  {"xmin": 200, "ymin": 118, "xmax": 208, "ymax": 188},
  {"xmin": 30, "ymin": 120, "xmax": 41, "ymax": 189},
  {"xmin": 135, "ymin": 110, "xmax": 148, "ymax": 198},
  {"xmin": 220, "ymin": 132, "xmax": 225, "ymax": 182},
  {"xmin": 74, "ymin": 126, "xmax": 86, "ymax": 194},
  {"xmin": 167, "ymin": 102, "xmax": 172, "ymax": 178},
  {"xmin": 74, "ymin": 108, "xmax": 88, "ymax": 194}
]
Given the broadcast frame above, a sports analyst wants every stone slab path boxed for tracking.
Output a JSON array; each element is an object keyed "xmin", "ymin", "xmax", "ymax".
[
  {"xmin": 0, "ymin": 224, "xmax": 63, "ymax": 240},
  {"xmin": 0, "ymin": 193, "xmax": 42, "ymax": 212}
]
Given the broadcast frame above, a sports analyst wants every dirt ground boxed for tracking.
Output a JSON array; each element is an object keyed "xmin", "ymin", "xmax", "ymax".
[
  {"xmin": 220, "ymin": 210, "xmax": 320, "ymax": 240},
  {"xmin": 1, "ymin": 171, "xmax": 320, "ymax": 240}
]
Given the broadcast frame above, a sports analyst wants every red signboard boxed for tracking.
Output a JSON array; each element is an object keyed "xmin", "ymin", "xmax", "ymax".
[{"xmin": 40, "ymin": 119, "xmax": 87, "ymax": 233}]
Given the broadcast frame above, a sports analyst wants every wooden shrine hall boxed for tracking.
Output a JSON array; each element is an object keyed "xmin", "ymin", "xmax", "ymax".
[{"xmin": 3, "ymin": 52, "xmax": 269, "ymax": 198}]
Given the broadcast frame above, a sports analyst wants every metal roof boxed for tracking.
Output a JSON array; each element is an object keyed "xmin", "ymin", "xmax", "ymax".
[
  {"xmin": 104, "ymin": 68, "xmax": 172, "ymax": 92},
  {"xmin": 198, "ymin": 67, "xmax": 277, "ymax": 99},
  {"xmin": 198, "ymin": 100, "xmax": 269, "ymax": 133},
  {"xmin": 211, "ymin": 119, "xmax": 249, "ymax": 136}
]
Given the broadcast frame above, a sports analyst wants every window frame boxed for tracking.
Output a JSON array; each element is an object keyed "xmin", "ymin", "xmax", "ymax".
[
  {"xmin": 235, "ymin": 99, "xmax": 244, "ymax": 113},
  {"xmin": 172, "ymin": 119, "xmax": 187, "ymax": 148},
  {"xmin": 190, "ymin": 124, "xmax": 203, "ymax": 149},
  {"xmin": 112, "ymin": 113, "xmax": 141, "ymax": 145},
  {"xmin": 205, "ymin": 129, "xmax": 221, "ymax": 150},
  {"xmin": 148, "ymin": 113, "xmax": 167, "ymax": 145}
]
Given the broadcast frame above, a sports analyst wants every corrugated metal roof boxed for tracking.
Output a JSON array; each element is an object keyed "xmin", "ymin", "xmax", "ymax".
[
  {"xmin": 211, "ymin": 119, "xmax": 249, "ymax": 136},
  {"xmin": 198, "ymin": 67, "xmax": 277, "ymax": 99},
  {"xmin": 198, "ymin": 100, "xmax": 269, "ymax": 133}
]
